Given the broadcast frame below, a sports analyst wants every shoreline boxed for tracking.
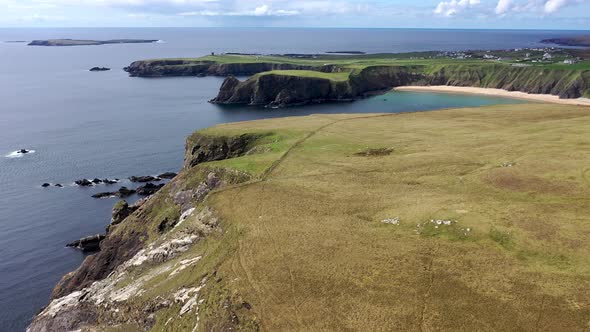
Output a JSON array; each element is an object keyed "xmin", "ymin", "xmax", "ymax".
[{"xmin": 394, "ymin": 86, "xmax": 590, "ymax": 106}]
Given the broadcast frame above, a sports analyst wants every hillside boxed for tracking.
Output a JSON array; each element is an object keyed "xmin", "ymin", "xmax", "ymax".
[
  {"xmin": 124, "ymin": 53, "xmax": 590, "ymax": 107},
  {"xmin": 29, "ymin": 103, "xmax": 590, "ymax": 331}
]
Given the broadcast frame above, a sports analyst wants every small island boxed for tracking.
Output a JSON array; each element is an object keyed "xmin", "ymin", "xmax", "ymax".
[
  {"xmin": 89, "ymin": 67, "xmax": 110, "ymax": 72},
  {"xmin": 28, "ymin": 39, "xmax": 159, "ymax": 47}
]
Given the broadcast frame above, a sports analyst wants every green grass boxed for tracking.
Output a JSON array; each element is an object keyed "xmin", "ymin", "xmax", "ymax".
[{"xmin": 258, "ymin": 70, "xmax": 351, "ymax": 81}]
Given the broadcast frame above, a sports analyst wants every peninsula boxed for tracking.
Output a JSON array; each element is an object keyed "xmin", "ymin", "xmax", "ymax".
[
  {"xmin": 28, "ymin": 39, "xmax": 159, "ymax": 46},
  {"xmin": 29, "ymin": 103, "xmax": 590, "ymax": 331},
  {"xmin": 542, "ymin": 35, "xmax": 590, "ymax": 47},
  {"xmin": 125, "ymin": 48, "xmax": 590, "ymax": 107}
]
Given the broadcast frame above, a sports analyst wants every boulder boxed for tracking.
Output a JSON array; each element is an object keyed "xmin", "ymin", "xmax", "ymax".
[
  {"xmin": 129, "ymin": 175, "xmax": 160, "ymax": 183},
  {"xmin": 66, "ymin": 234, "xmax": 105, "ymax": 252},
  {"xmin": 92, "ymin": 178, "xmax": 103, "ymax": 184},
  {"xmin": 18, "ymin": 149, "xmax": 30, "ymax": 154},
  {"xmin": 136, "ymin": 182, "xmax": 165, "ymax": 196},
  {"xmin": 102, "ymin": 179, "xmax": 118, "ymax": 185},
  {"xmin": 41, "ymin": 183, "xmax": 51, "ymax": 188}
]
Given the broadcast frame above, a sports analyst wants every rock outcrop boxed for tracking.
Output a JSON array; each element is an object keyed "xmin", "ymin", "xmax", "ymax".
[
  {"xmin": 184, "ymin": 132, "xmax": 261, "ymax": 169},
  {"xmin": 66, "ymin": 234, "xmax": 106, "ymax": 252}
]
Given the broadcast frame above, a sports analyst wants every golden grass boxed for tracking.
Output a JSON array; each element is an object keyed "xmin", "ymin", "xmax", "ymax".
[{"xmin": 198, "ymin": 104, "xmax": 590, "ymax": 331}]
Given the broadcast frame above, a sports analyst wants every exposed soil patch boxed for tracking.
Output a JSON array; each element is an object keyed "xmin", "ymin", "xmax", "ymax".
[
  {"xmin": 354, "ymin": 147, "xmax": 394, "ymax": 157},
  {"xmin": 483, "ymin": 168, "xmax": 577, "ymax": 195}
]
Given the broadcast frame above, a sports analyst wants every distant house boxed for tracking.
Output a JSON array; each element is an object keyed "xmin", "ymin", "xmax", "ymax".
[
  {"xmin": 564, "ymin": 59, "xmax": 578, "ymax": 65},
  {"xmin": 543, "ymin": 52, "xmax": 553, "ymax": 60}
]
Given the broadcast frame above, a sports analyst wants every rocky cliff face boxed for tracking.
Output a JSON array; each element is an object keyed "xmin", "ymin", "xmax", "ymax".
[
  {"xmin": 210, "ymin": 74, "xmax": 352, "ymax": 107},
  {"xmin": 211, "ymin": 65, "xmax": 590, "ymax": 107},
  {"xmin": 124, "ymin": 60, "xmax": 338, "ymax": 77},
  {"xmin": 28, "ymin": 133, "xmax": 260, "ymax": 332}
]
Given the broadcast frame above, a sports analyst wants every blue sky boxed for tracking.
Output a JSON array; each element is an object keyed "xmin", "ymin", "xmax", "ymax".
[{"xmin": 1, "ymin": 0, "xmax": 589, "ymax": 29}]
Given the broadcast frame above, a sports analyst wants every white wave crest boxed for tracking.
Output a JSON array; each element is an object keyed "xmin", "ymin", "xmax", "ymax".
[{"xmin": 5, "ymin": 150, "xmax": 35, "ymax": 158}]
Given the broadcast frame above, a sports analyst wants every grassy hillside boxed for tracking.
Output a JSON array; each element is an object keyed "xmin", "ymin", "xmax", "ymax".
[{"xmin": 32, "ymin": 103, "xmax": 590, "ymax": 331}]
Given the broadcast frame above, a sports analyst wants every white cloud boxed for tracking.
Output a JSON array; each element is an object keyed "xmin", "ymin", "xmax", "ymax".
[
  {"xmin": 434, "ymin": 0, "xmax": 480, "ymax": 17},
  {"xmin": 493, "ymin": 0, "xmax": 586, "ymax": 15},
  {"xmin": 544, "ymin": 0, "xmax": 584, "ymax": 13},
  {"xmin": 495, "ymin": 0, "xmax": 513, "ymax": 14}
]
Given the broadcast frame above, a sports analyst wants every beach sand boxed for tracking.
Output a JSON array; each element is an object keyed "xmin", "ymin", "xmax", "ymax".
[{"xmin": 394, "ymin": 86, "xmax": 590, "ymax": 106}]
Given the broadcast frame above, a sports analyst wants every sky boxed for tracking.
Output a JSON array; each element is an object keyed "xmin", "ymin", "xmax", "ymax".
[{"xmin": 1, "ymin": 0, "xmax": 589, "ymax": 29}]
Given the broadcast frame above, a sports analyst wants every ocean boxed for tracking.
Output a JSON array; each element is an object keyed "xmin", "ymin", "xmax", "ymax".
[{"xmin": 0, "ymin": 27, "xmax": 586, "ymax": 331}]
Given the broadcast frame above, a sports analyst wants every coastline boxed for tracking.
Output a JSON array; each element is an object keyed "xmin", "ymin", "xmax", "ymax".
[{"xmin": 394, "ymin": 86, "xmax": 590, "ymax": 106}]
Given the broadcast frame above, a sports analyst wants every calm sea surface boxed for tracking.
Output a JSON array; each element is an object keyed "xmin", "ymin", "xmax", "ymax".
[{"xmin": 0, "ymin": 28, "xmax": 586, "ymax": 331}]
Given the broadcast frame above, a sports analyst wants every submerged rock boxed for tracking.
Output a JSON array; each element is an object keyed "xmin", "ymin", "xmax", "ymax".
[
  {"xmin": 66, "ymin": 234, "xmax": 105, "ymax": 252},
  {"xmin": 136, "ymin": 183, "xmax": 165, "ymax": 196},
  {"xmin": 92, "ymin": 187, "xmax": 136, "ymax": 199},
  {"xmin": 55, "ymin": 184, "xmax": 63, "ymax": 188},
  {"xmin": 18, "ymin": 149, "xmax": 30, "ymax": 154},
  {"xmin": 129, "ymin": 175, "xmax": 160, "ymax": 183},
  {"xmin": 75, "ymin": 179, "xmax": 93, "ymax": 187},
  {"xmin": 41, "ymin": 183, "xmax": 51, "ymax": 188}
]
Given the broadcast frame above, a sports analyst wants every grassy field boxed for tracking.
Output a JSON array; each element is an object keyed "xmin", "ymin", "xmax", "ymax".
[
  {"xmin": 158, "ymin": 53, "xmax": 590, "ymax": 71},
  {"xmin": 257, "ymin": 70, "xmax": 352, "ymax": 81},
  {"xmin": 57, "ymin": 103, "xmax": 590, "ymax": 331},
  {"xmin": 161, "ymin": 103, "xmax": 590, "ymax": 331}
]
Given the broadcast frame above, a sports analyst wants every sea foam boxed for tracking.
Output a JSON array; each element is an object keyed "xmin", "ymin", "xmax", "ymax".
[{"xmin": 5, "ymin": 150, "xmax": 35, "ymax": 158}]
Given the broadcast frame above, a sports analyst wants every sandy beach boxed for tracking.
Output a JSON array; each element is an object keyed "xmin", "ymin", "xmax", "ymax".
[{"xmin": 394, "ymin": 86, "xmax": 590, "ymax": 106}]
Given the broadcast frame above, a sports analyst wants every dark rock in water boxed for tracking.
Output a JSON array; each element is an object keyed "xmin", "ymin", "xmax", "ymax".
[
  {"xmin": 102, "ymin": 179, "xmax": 118, "ymax": 185},
  {"xmin": 75, "ymin": 179, "xmax": 93, "ymax": 187},
  {"xmin": 41, "ymin": 183, "xmax": 51, "ymax": 188},
  {"xmin": 55, "ymin": 184, "xmax": 63, "ymax": 188},
  {"xmin": 66, "ymin": 234, "xmax": 105, "ymax": 252},
  {"xmin": 136, "ymin": 182, "xmax": 165, "ymax": 196},
  {"xmin": 92, "ymin": 192, "xmax": 116, "ymax": 199},
  {"xmin": 92, "ymin": 186, "xmax": 136, "ymax": 199},
  {"xmin": 157, "ymin": 172, "xmax": 177, "ymax": 179},
  {"xmin": 129, "ymin": 175, "xmax": 160, "ymax": 183},
  {"xmin": 89, "ymin": 67, "xmax": 110, "ymax": 72},
  {"xmin": 92, "ymin": 178, "xmax": 103, "ymax": 184},
  {"xmin": 117, "ymin": 187, "xmax": 136, "ymax": 197},
  {"xmin": 18, "ymin": 149, "xmax": 29, "ymax": 154}
]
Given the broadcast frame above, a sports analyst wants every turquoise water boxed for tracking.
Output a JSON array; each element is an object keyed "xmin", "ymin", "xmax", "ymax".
[{"xmin": 0, "ymin": 27, "xmax": 541, "ymax": 331}]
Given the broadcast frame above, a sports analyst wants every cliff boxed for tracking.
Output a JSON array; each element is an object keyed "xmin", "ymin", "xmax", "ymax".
[
  {"xmin": 124, "ymin": 59, "xmax": 338, "ymax": 77},
  {"xmin": 29, "ymin": 104, "xmax": 590, "ymax": 331},
  {"xmin": 210, "ymin": 73, "xmax": 352, "ymax": 107},
  {"xmin": 211, "ymin": 64, "xmax": 590, "ymax": 107}
]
